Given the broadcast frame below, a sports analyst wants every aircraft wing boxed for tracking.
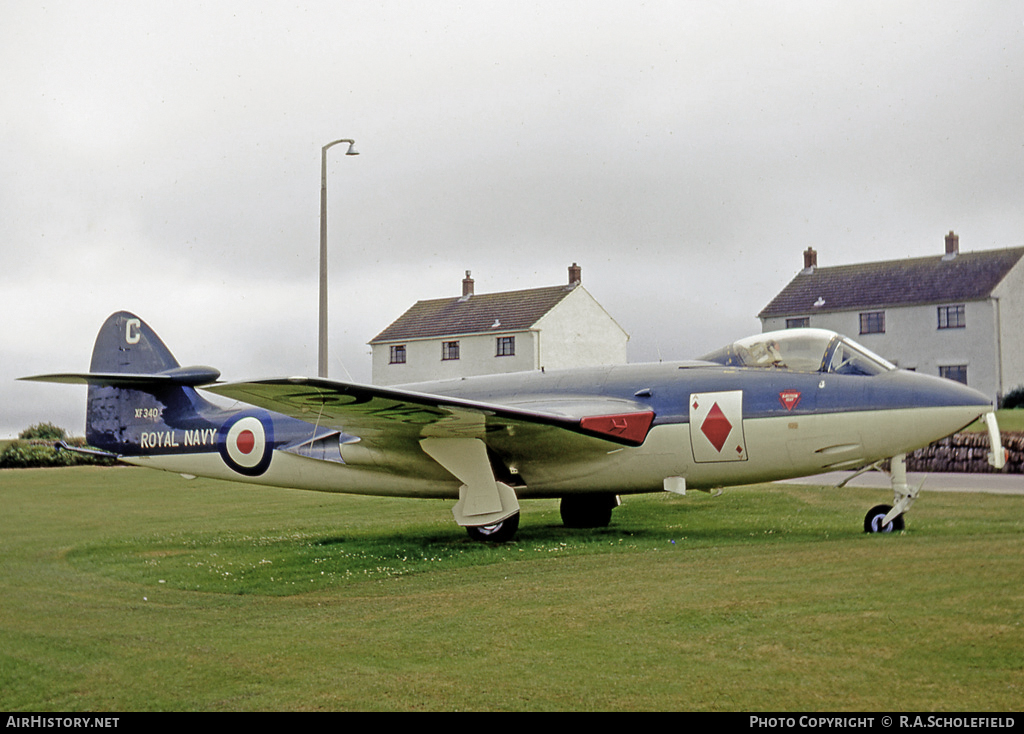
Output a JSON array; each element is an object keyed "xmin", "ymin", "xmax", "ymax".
[{"xmin": 205, "ymin": 377, "xmax": 655, "ymax": 450}]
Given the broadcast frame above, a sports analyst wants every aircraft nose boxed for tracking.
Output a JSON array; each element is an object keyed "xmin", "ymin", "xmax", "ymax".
[
  {"xmin": 921, "ymin": 371, "xmax": 990, "ymax": 408},
  {"xmin": 900, "ymin": 369, "xmax": 993, "ymax": 434},
  {"xmin": 856, "ymin": 370, "xmax": 994, "ymax": 458},
  {"xmin": 883, "ymin": 367, "xmax": 988, "ymax": 406}
]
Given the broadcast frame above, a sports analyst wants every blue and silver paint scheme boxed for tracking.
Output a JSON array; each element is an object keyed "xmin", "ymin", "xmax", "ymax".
[{"xmin": 22, "ymin": 313, "xmax": 1001, "ymax": 539}]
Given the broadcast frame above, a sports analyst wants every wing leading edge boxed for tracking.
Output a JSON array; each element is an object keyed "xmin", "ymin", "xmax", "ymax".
[{"xmin": 204, "ymin": 377, "xmax": 655, "ymax": 449}]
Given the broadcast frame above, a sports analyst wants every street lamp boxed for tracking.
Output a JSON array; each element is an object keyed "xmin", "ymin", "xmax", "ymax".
[{"xmin": 319, "ymin": 138, "xmax": 359, "ymax": 378}]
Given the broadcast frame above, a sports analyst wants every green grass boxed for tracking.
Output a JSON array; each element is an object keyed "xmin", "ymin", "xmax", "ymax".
[
  {"xmin": 966, "ymin": 408, "xmax": 1024, "ymax": 433},
  {"xmin": 1, "ymin": 466, "xmax": 1022, "ymax": 711}
]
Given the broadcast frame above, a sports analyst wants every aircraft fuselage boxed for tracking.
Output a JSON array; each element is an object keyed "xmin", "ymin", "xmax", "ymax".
[
  {"xmin": 123, "ymin": 360, "xmax": 988, "ymax": 499},
  {"xmin": 25, "ymin": 314, "xmax": 999, "ymax": 539}
]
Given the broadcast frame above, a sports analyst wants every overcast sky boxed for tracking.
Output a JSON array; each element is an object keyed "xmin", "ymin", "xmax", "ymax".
[{"xmin": 3, "ymin": 1, "xmax": 1023, "ymax": 437}]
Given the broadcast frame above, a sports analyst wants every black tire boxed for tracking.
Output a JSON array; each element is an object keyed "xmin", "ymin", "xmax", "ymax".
[
  {"xmin": 560, "ymin": 494, "xmax": 616, "ymax": 529},
  {"xmin": 863, "ymin": 504, "xmax": 905, "ymax": 533},
  {"xmin": 466, "ymin": 512, "xmax": 520, "ymax": 543}
]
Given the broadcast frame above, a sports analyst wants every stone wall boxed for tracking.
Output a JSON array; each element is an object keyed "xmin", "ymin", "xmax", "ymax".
[{"xmin": 907, "ymin": 432, "xmax": 1024, "ymax": 474}]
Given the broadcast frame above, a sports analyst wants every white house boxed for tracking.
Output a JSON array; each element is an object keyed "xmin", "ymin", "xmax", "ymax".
[
  {"xmin": 369, "ymin": 264, "xmax": 629, "ymax": 385},
  {"xmin": 758, "ymin": 232, "xmax": 1024, "ymax": 404}
]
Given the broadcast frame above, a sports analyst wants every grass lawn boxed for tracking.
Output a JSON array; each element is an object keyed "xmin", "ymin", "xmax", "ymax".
[{"xmin": 1, "ymin": 465, "xmax": 1021, "ymax": 711}]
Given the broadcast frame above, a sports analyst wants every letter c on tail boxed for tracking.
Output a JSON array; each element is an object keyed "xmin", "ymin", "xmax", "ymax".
[{"xmin": 125, "ymin": 318, "xmax": 142, "ymax": 344}]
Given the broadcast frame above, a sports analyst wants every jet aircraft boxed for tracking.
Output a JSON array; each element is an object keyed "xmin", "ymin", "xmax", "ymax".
[{"xmin": 22, "ymin": 311, "xmax": 1005, "ymax": 542}]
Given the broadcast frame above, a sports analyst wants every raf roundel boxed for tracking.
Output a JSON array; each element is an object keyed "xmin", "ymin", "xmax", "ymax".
[{"xmin": 218, "ymin": 413, "xmax": 274, "ymax": 476}]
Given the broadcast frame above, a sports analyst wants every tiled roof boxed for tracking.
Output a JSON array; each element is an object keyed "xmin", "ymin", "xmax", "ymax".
[
  {"xmin": 758, "ymin": 247, "xmax": 1024, "ymax": 318},
  {"xmin": 370, "ymin": 284, "xmax": 579, "ymax": 343}
]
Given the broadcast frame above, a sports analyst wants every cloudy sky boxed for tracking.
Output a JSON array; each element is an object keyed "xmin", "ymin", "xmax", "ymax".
[{"xmin": 3, "ymin": 1, "xmax": 1023, "ymax": 437}]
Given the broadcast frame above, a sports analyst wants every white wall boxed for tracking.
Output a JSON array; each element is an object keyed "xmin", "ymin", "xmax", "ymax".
[
  {"xmin": 532, "ymin": 287, "xmax": 628, "ymax": 371},
  {"xmin": 993, "ymin": 262, "xmax": 1024, "ymax": 399},
  {"xmin": 371, "ymin": 330, "xmax": 538, "ymax": 385}
]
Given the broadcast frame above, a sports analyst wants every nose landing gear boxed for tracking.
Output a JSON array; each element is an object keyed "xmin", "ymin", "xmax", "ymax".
[
  {"xmin": 863, "ymin": 504, "xmax": 906, "ymax": 533},
  {"xmin": 863, "ymin": 453, "xmax": 917, "ymax": 533}
]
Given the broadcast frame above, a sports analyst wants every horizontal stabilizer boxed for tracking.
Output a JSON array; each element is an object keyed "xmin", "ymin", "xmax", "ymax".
[{"xmin": 20, "ymin": 365, "xmax": 221, "ymax": 388}]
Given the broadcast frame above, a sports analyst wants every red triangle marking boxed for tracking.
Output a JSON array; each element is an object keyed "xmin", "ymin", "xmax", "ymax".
[{"xmin": 779, "ymin": 390, "xmax": 801, "ymax": 411}]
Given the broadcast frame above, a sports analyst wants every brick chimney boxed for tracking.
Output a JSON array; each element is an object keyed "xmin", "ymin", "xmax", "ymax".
[
  {"xmin": 568, "ymin": 262, "xmax": 582, "ymax": 286},
  {"xmin": 945, "ymin": 230, "xmax": 959, "ymax": 258},
  {"xmin": 802, "ymin": 247, "xmax": 817, "ymax": 272},
  {"xmin": 462, "ymin": 270, "xmax": 474, "ymax": 297}
]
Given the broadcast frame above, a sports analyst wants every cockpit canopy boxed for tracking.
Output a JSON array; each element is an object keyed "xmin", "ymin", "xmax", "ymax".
[{"xmin": 699, "ymin": 328, "xmax": 896, "ymax": 376}]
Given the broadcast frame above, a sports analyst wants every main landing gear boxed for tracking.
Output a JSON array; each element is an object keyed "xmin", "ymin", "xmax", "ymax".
[
  {"xmin": 423, "ymin": 437, "xmax": 627, "ymax": 544},
  {"xmin": 465, "ymin": 495, "xmax": 620, "ymax": 543},
  {"xmin": 466, "ymin": 512, "xmax": 520, "ymax": 543}
]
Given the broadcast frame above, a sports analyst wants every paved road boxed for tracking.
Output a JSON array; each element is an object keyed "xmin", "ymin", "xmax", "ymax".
[{"xmin": 779, "ymin": 471, "xmax": 1024, "ymax": 495}]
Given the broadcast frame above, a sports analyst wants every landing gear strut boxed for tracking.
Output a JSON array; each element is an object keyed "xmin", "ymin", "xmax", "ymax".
[
  {"xmin": 863, "ymin": 453, "xmax": 916, "ymax": 534},
  {"xmin": 419, "ymin": 438, "xmax": 522, "ymax": 543}
]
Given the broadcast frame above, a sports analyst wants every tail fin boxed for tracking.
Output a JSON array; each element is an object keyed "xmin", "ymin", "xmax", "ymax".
[
  {"xmin": 86, "ymin": 312, "xmax": 222, "ymax": 454},
  {"xmin": 90, "ymin": 311, "xmax": 181, "ymax": 375},
  {"xmin": 22, "ymin": 312, "xmax": 223, "ymax": 455}
]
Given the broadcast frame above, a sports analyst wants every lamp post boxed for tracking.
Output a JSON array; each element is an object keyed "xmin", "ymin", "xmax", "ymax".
[{"xmin": 319, "ymin": 138, "xmax": 358, "ymax": 378}]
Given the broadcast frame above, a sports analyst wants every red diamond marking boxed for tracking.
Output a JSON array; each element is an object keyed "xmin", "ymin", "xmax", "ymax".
[{"xmin": 701, "ymin": 402, "xmax": 732, "ymax": 453}]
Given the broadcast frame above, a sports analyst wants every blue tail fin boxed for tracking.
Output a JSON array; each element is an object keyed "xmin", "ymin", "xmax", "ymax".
[
  {"xmin": 89, "ymin": 311, "xmax": 180, "ymax": 375},
  {"xmin": 22, "ymin": 312, "xmax": 285, "ymax": 474},
  {"xmin": 84, "ymin": 312, "xmax": 223, "ymax": 455}
]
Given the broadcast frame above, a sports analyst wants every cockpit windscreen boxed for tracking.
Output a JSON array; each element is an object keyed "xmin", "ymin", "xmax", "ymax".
[{"xmin": 699, "ymin": 329, "xmax": 895, "ymax": 375}]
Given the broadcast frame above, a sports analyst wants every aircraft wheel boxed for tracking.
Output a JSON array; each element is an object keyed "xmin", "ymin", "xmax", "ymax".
[
  {"xmin": 863, "ymin": 504, "xmax": 905, "ymax": 534},
  {"xmin": 560, "ymin": 494, "xmax": 616, "ymax": 528},
  {"xmin": 466, "ymin": 512, "xmax": 520, "ymax": 543}
]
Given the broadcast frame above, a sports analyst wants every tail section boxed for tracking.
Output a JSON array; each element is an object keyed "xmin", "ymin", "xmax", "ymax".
[
  {"xmin": 22, "ymin": 312, "xmax": 224, "ymax": 457},
  {"xmin": 84, "ymin": 312, "xmax": 224, "ymax": 455},
  {"xmin": 23, "ymin": 311, "xmax": 293, "ymax": 479}
]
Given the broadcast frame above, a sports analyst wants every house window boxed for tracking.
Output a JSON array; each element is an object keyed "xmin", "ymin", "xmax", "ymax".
[
  {"xmin": 939, "ymin": 365, "xmax": 968, "ymax": 385},
  {"xmin": 442, "ymin": 341, "xmax": 460, "ymax": 361},
  {"xmin": 938, "ymin": 304, "xmax": 966, "ymax": 329},
  {"xmin": 496, "ymin": 336, "xmax": 515, "ymax": 357},
  {"xmin": 859, "ymin": 311, "xmax": 885, "ymax": 335},
  {"xmin": 786, "ymin": 317, "xmax": 810, "ymax": 329},
  {"xmin": 389, "ymin": 345, "xmax": 406, "ymax": 364}
]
